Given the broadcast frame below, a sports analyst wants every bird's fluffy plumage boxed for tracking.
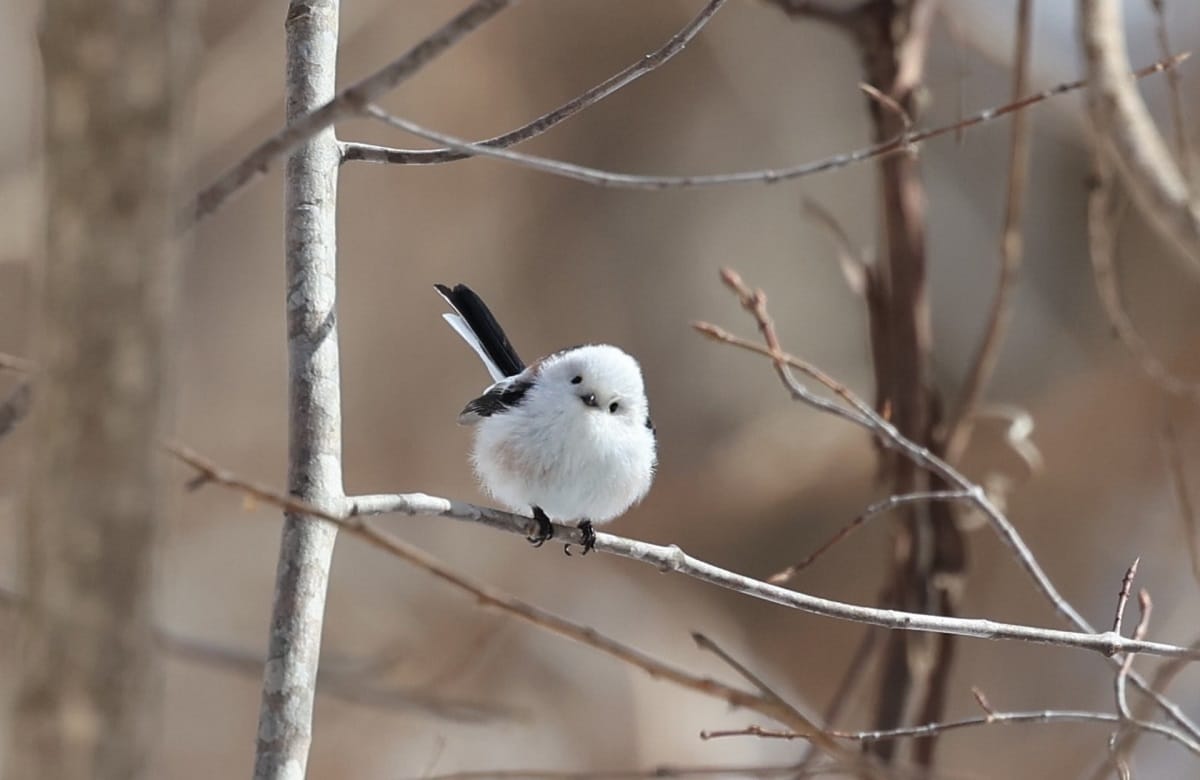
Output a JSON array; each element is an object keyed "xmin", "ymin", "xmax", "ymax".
[{"xmin": 436, "ymin": 284, "xmax": 656, "ymax": 525}]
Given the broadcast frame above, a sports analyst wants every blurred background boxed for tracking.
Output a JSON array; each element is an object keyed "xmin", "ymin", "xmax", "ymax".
[{"xmin": 3, "ymin": 0, "xmax": 1200, "ymax": 777}]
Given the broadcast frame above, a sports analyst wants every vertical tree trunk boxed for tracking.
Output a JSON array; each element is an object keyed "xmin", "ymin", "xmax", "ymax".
[
  {"xmin": 9, "ymin": 1, "xmax": 197, "ymax": 778},
  {"xmin": 253, "ymin": 2, "xmax": 343, "ymax": 778}
]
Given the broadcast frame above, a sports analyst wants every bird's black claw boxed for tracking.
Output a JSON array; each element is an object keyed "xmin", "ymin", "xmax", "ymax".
[
  {"xmin": 579, "ymin": 520, "xmax": 596, "ymax": 556},
  {"xmin": 528, "ymin": 506, "xmax": 553, "ymax": 548}
]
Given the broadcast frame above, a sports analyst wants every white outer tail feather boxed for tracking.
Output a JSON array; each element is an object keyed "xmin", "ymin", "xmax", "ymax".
[{"xmin": 441, "ymin": 312, "xmax": 507, "ymax": 383}]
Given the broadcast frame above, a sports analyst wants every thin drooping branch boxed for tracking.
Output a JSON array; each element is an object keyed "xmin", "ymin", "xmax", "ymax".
[
  {"xmin": 416, "ymin": 764, "xmax": 852, "ymax": 780},
  {"xmin": 342, "ymin": 0, "xmax": 728, "ymax": 165},
  {"xmin": 253, "ymin": 2, "xmax": 344, "ymax": 778},
  {"xmin": 359, "ymin": 55, "xmax": 1185, "ymax": 190},
  {"xmin": 1163, "ymin": 423, "xmax": 1200, "ymax": 586},
  {"xmin": 942, "ymin": 0, "xmax": 1035, "ymax": 463},
  {"xmin": 1086, "ymin": 153, "xmax": 1200, "ymax": 400},
  {"xmin": 166, "ymin": 443, "xmax": 1200, "ymax": 662},
  {"xmin": 1080, "ymin": 0, "xmax": 1200, "ymax": 270},
  {"xmin": 190, "ymin": 0, "xmax": 514, "ymax": 224}
]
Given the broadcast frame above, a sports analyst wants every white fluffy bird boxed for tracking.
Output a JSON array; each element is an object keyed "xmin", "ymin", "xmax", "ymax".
[{"xmin": 435, "ymin": 283, "xmax": 657, "ymax": 553}]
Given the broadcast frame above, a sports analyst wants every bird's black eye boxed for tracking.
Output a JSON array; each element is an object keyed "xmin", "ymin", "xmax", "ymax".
[
  {"xmin": 609, "ymin": 401, "xmax": 619, "ymax": 413},
  {"xmin": 571, "ymin": 375, "xmax": 583, "ymax": 385}
]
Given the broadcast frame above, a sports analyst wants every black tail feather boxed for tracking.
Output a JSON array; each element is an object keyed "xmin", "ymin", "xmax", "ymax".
[{"xmin": 434, "ymin": 283, "xmax": 526, "ymax": 377}]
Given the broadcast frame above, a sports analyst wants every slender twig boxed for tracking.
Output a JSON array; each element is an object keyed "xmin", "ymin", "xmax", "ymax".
[
  {"xmin": 360, "ymin": 55, "xmax": 1186, "ymax": 191},
  {"xmin": 1163, "ymin": 422, "xmax": 1200, "ymax": 586},
  {"xmin": 691, "ymin": 632, "xmax": 836, "ymax": 751},
  {"xmin": 1111, "ymin": 589, "xmax": 1155, "ymax": 774},
  {"xmin": 795, "ymin": 626, "xmax": 880, "ymax": 771},
  {"xmin": 342, "ymin": 0, "xmax": 728, "ymax": 166},
  {"xmin": 802, "ymin": 199, "xmax": 871, "ymax": 296},
  {"xmin": 1110, "ymin": 557, "xmax": 1141, "ymax": 636},
  {"xmin": 1086, "ymin": 155, "xmax": 1200, "ymax": 400},
  {"xmin": 165, "ymin": 445, "xmax": 869, "ymax": 768},
  {"xmin": 769, "ymin": 490, "xmax": 974, "ymax": 584},
  {"xmin": 942, "ymin": 0, "xmax": 1035, "ymax": 463},
  {"xmin": 1081, "ymin": 0, "xmax": 1200, "ymax": 269},
  {"xmin": 190, "ymin": 0, "xmax": 515, "ymax": 224},
  {"xmin": 1148, "ymin": 0, "xmax": 1193, "ymax": 188},
  {"xmin": 971, "ymin": 687, "xmax": 996, "ymax": 718},
  {"xmin": 700, "ymin": 706, "xmax": 1200, "ymax": 755},
  {"xmin": 165, "ymin": 443, "xmax": 1200, "ymax": 662},
  {"xmin": 694, "ymin": 271, "xmax": 1200, "ymax": 741}
]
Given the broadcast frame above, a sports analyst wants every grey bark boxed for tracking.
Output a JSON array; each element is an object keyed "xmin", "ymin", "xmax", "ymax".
[
  {"xmin": 8, "ymin": 0, "xmax": 198, "ymax": 777},
  {"xmin": 253, "ymin": 2, "xmax": 344, "ymax": 778}
]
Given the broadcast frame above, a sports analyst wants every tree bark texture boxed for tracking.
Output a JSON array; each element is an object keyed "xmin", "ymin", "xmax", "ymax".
[{"xmin": 253, "ymin": 2, "xmax": 344, "ymax": 778}]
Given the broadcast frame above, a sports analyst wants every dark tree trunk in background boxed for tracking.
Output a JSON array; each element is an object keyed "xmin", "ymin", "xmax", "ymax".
[{"xmin": 7, "ymin": 1, "xmax": 197, "ymax": 777}]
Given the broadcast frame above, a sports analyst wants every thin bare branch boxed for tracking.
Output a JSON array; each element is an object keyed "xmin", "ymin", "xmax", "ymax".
[
  {"xmin": 694, "ymin": 270, "xmax": 1200, "ymax": 741},
  {"xmin": 342, "ymin": 0, "xmax": 729, "ymax": 166},
  {"xmin": 165, "ymin": 443, "xmax": 1200, "ymax": 662},
  {"xmin": 769, "ymin": 491, "xmax": 974, "ymax": 584},
  {"xmin": 190, "ymin": 0, "xmax": 515, "ymax": 224},
  {"xmin": 1086, "ymin": 155, "xmax": 1200, "ymax": 400},
  {"xmin": 1111, "ymin": 557, "xmax": 1142, "ymax": 636},
  {"xmin": 943, "ymin": 0, "xmax": 1035, "ymax": 463},
  {"xmin": 1080, "ymin": 0, "xmax": 1200, "ymax": 270},
  {"xmin": 360, "ymin": 55, "xmax": 1186, "ymax": 191},
  {"xmin": 1111, "ymin": 589, "xmax": 1156, "ymax": 773},
  {"xmin": 701, "ymin": 707, "xmax": 1200, "ymax": 755},
  {"xmin": 801, "ymin": 199, "xmax": 871, "ymax": 296},
  {"xmin": 1148, "ymin": 0, "xmax": 1193, "ymax": 186},
  {"xmin": 1163, "ymin": 422, "xmax": 1200, "ymax": 586},
  {"xmin": 165, "ymin": 445, "xmax": 866, "ymax": 768}
]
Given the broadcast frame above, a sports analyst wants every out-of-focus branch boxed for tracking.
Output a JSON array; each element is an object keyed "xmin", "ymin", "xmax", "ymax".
[
  {"xmin": 0, "ymin": 585, "xmax": 504, "ymax": 722},
  {"xmin": 358, "ymin": 56, "xmax": 1184, "ymax": 190},
  {"xmin": 1163, "ymin": 423, "xmax": 1200, "ymax": 585},
  {"xmin": 189, "ymin": 0, "xmax": 514, "ymax": 224},
  {"xmin": 342, "ymin": 0, "xmax": 729, "ymax": 166},
  {"xmin": 166, "ymin": 443, "xmax": 1200, "ymax": 662},
  {"xmin": 0, "ymin": 381, "xmax": 31, "ymax": 441},
  {"xmin": 1086, "ymin": 154, "xmax": 1200, "ymax": 400},
  {"xmin": 943, "ymin": 0, "xmax": 1035, "ymax": 463},
  {"xmin": 10, "ymin": 0, "xmax": 198, "ymax": 775},
  {"xmin": 1148, "ymin": 0, "xmax": 1193, "ymax": 185},
  {"xmin": 1080, "ymin": 0, "xmax": 1200, "ymax": 270}
]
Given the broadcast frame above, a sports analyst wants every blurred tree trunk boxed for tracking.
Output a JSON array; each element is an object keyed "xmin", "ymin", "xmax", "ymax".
[{"xmin": 6, "ymin": 1, "xmax": 198, "ymax": 778}]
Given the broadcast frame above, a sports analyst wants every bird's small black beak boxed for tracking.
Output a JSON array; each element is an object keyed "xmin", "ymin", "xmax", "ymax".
[{"xmin": 580, "ymin": 393, "xmax": 598, "ymax": 408}]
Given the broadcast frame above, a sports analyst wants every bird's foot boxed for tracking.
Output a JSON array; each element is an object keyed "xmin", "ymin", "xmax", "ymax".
[
  {"xmin": 564, "ymin": 520, "xmax": 597, "ymax": 557},
  {"xmin": 528, "ymin": 506, "xmax": 553, "ymax": 548}
]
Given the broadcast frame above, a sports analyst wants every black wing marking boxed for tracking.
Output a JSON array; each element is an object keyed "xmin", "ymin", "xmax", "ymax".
[
  {"xmin": 434, "ymin": 283, "xmax": 526, "ymax": 378},
  {"xmin": 459, "ymin": 378, "xmax": 534, "ymax": 423},
  {"xmin": 645, "ymin": 414, "xmax": 655, "ymax": 434}
]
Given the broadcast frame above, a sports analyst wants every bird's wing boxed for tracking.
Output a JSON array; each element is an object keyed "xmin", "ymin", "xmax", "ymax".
[{"xmin": 457, "ymin": 376, "xmax": 534, "ymax": 426}]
